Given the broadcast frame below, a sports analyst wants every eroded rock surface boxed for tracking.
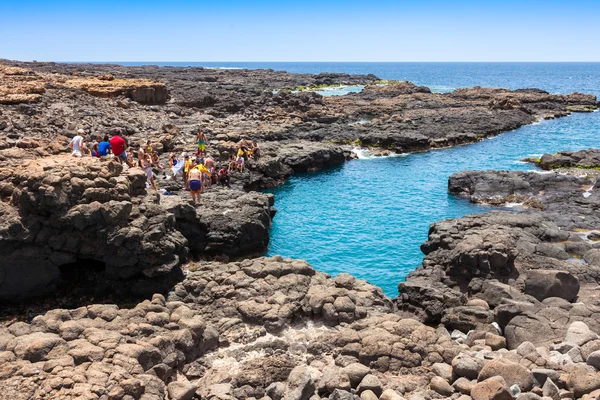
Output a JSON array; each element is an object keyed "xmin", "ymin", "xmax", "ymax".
[{"xmin": 0, "ymin": 257, "xmax": 460, "ymax": 400}]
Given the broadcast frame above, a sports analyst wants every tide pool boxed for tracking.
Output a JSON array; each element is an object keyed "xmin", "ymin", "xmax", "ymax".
[{"xmin": 265, "ymin": 110, "xmax": 600, "ymax": 297}]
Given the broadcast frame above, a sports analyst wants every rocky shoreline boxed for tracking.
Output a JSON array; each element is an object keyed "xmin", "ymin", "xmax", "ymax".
[{"xmin": 2, "ymin": 60, "xmax": 600, "ymax": 399}]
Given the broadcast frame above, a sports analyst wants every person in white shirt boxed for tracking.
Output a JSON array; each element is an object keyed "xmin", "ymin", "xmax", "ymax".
[{"xmin": 69, "ymin": 129, "xmax": 87, "ymax": 157}]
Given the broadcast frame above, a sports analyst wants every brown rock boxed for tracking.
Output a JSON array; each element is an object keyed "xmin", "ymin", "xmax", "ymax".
[
  {"xmin": 471, "ymin": 376, "xmax": 512, "ymax": 400},
  {"xmin": 478, "ymin": 358, "xmax": 534, "ymax": 391}
]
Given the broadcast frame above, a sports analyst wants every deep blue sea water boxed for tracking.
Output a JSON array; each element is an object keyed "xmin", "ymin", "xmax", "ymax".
[{"xmin": 120, "ymin": 62, "xmax": 600, "ymax": 296}]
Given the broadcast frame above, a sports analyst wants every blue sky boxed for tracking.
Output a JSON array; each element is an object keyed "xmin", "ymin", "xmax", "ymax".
[{"xmin": 1, "ymin": 0, "xmax": 599, "ymax": 62}]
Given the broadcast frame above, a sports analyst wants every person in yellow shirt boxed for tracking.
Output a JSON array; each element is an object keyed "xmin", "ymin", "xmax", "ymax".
[
  {"xmin": 183, "ymin": 155, "xmax": 193, "ymax": 190},
  {"xmin": 236, "ymin": 147, "xmax": 246, "ymax": 159},
  {"xmin": 197, "ymin": 163, "xmax": 211, "ymax": 189}
]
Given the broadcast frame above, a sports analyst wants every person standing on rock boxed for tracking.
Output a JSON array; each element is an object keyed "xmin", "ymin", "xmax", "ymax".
[
  {"xmin": 197, "ymin": 129, "xmax": 207, "ymax": 156},
  {"xmin": 141, "ymin": 153, "xmax": 158, "ymax": 191},
  {"xmin": 109, "ymin": 133, "xmax": 133, "ymax": 167},
  {"xmin": 188, "ymin": 160, "xmax": 202, "ymax": 205},
  {"xmin": 68, "ymin": 129, "xmax": 86, "ymax": 157},
  {"xmin": 183, "ymin": 154, "xmax": 193, "ymax": 190},
  {"xmin": 204, "ymin": 154, "xmax": 215, "ymax": 169},
  {"xmin": 136, "ymin": 144, "xmax": 145, "ymax": 168},
  {"xmin": 251, "ymin": 139, "xmax": 260, "ymax": 160}
]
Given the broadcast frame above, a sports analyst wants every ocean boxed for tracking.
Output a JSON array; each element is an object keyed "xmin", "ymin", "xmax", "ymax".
[{"xmin": 124, "ymin": 62, "xmax": 600, "ymax": 296}]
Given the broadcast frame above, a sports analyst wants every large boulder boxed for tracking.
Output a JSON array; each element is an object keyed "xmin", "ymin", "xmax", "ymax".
[
  {"xmin": 567, "ymin": 365, "xmax": 600, "ymax": 397},
  {"xmin": 471, "ymin": 376, "xmax": 512, "ymax": 400},
  {"xmin": 477, "ymin": 358, "xmax": 534, "ymax": 391},
  {"xmin": 524, "ymin": 270, "xmax": 579, "ymax": 302}
]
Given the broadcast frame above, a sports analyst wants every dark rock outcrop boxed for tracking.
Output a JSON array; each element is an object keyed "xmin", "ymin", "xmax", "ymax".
[{"xmin": 0, "ymin": 157, "xmax": 273, "ymax": 301}]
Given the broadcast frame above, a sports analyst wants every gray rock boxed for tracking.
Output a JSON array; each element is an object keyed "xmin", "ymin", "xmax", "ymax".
[
  {"xmin": 542, "ymin": 378, "xmax": 560, "ymax": 400},
  {"xmin": 586, "ymin": 350, "xmax": 600, "ymax": 370},
  {"xmin": 453, "ymin": 353, "xmax": 486, "ymax": 380},
  {"xmin": 566, "ymin": 346, "xmax": 583, "ymax": 363},
  {"xmin": 342, "ymin": 363, "xmax": 370, "ymax": 388},
  {"xmin": 266, "ymin": 382, "xmax": 286, "ymax": 400},
  {"xmin": 532, "ymin": 369, "xmax": 560, "ymax": 386},
  {"xmin": 167, "ymin": 382, "xmax": 198, "ymax": 400},
  {"xmin": 564, "ymin": 322, "xmax": 598, "ymax": 347},
  {"xmin": 504, "ymin": 314, "xmax": 559, "ymax": 349},
  {"xmin": 318, "ymin": 366, "xmax": 351, "ymax": 394},
  {"xmin": 330, "ymin": 389, "xmax": 358, "ymax": 400},
  {"xmin": 285, "ymin": 365, "xmax": 316, "ymax": 400},
  {"xmin": 524, "ymin": 270, "xmax": 580, "ymax": 302},
  {"xmin": 548, "ymin": 351, "xmax": 573, "ymax": 367},
  {"xmin": 356, "ymin": 375, "xmax": 382, "ymax": 397}
]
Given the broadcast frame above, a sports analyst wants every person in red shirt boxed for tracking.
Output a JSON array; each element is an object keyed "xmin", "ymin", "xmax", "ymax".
[{"xmin": 109, "ymin": 134, "xmax": 133, "ymax": 167}]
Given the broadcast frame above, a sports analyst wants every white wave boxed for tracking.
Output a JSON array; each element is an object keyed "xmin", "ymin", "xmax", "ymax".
[
  {"xmin": 504, "ymin": 202, "xmax": 524, "ymax": 208},
  {"xmin": 531, "ymin": 118, "xmax": 545, "ymax": 125},
  {"xmin": 348, "ymin": 119, "xmax": 371, "ymax": 126},
  {"xmin": 352, "ymin": 147, "xmax": 407, "ymax": 160},
  {"xmin": 528, "ymin": 169, "xmax": 554, "ymax": 174}
]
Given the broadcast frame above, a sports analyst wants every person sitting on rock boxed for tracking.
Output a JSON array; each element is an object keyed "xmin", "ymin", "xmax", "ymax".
[
  {"xmin": 90, "ymin": 135, "xmax": 101, "ymax": 157},
  {"xmin": 152, "ymin": 152, "xmax": 164, "ymax": 170},
  {"xmin": 237, "ymin": 146, "xmax": 248, "ymax": 161},
  {"xmin": 144, "ymin": 140, "xmax": 153, "ymax": 155},
  {"xmin": 197, "ymin": 129, "xmax": 207, "ymax": 156},
  {"xmin": 68, "ymin": 129, "xmax": 87, "ymax": 157},
  {"xmin": 218, "ymin": 165, "xmax": 230, "ymax": 187},
  {"xmin": 251, "ymin": 139, "xmax": 261, "ymax": 160},
  {"xmin": 210, "ymin": 166, "xmax": 218, "ymax": 186},
  {"xmin": 227, "ymin": 154, "xmax": 237, "ymax": 172},
  {"xmin": 187, "ymin": 160, "xmax": 202, "ymax": 205},
  {"xmin": 235, "ymin": 155, "xmax": 245, "ymax": 173},
  {"xmin": 141, "ymin": 153, "xmax": 158, "ymax": 191},
  {"xmin": 109, "ymin": 133, "xmax": 133, "ymax": 167},
  {"xmin": 127, "ymin": 151, "xmax": 135, "ymax": 167},
  {"xmin": 97, "ymin": 135, "xmax": 111, "ymax": 157}
]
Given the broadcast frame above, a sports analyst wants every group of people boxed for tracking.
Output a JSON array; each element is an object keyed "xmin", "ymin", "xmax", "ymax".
[
  {"xmin": 168, "ymin": 150, "xmax": 232, "ymax": 205},
  {"xmin": 68, "ymin": 130, "xmax": 161, "ymax": 191},
  {"xmin": 67, "ymin": 127, "xmax": 262, "ymax": 204}
]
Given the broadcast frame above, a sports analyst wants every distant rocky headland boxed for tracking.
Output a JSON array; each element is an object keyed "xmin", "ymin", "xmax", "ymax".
[{"xmin": 1, "ymin": 60, "xmax": 600, "ymax": 400}]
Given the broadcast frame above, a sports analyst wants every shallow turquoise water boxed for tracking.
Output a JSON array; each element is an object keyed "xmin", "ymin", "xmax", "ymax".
[{"xmin": 265, "ymin": 111, "xmax": 600, "ymax": 297}]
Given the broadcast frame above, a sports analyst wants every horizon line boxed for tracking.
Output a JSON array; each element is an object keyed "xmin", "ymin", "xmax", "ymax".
[{"xmin": 10, "ymin": 60, "xmax": 600, "ymax": 64}]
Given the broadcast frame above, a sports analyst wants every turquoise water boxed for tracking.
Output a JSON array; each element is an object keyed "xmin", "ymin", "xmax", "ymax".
[
  {"xmin": 257, "ymin": 63, "xmax": 600, "ymax": 297},
  {"xmin": 116, "ymin": 61, "xmax": 600, "ymax": 296},
  {"xmin": 265, "ymin": 111, "xmax": 600, "ymax": 297}
]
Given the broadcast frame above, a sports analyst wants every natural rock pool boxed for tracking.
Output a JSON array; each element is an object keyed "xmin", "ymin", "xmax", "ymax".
[{"xmin": 265, "ymin": 110, "xmax": 600, "ymax": 296}]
